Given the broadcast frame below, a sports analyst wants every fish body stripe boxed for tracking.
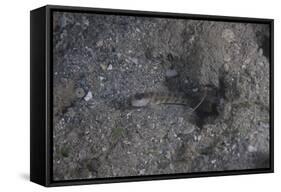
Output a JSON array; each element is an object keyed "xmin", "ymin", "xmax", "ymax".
[{"xmin": 131, "ymin": 92, "xmax": 190, "ymax": 107}]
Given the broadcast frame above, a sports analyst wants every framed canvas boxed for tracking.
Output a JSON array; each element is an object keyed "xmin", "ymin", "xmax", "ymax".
[{"xmin": 30, "ymin": 5, "xmax": 274, "ymax": 187}]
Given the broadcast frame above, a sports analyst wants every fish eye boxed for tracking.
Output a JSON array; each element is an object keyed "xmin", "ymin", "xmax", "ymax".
[{"xmin": 134, "ymin": 93, "xmax": 145, "ymax": 100}]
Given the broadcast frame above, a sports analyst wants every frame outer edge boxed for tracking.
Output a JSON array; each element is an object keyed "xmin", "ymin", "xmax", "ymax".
[{"xmin": 32, "ymin": 4, "xmax": 274, "ymax": 187}]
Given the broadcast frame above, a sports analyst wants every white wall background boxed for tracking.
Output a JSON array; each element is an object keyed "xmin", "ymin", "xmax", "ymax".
[{"xmin": 0, "ymin": 0, "xmax": 279, "ymax": 191}]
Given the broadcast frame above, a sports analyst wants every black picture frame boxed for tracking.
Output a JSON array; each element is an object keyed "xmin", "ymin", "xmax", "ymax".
[{"xmin": 30, "ymin": 5, "xmax": 274, "ymax": 187}]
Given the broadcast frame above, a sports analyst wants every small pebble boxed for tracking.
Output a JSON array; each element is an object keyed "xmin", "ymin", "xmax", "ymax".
[
  {"xmin": 244, "ymin": 58, "xmax": 251, "ymax": 64},
  {"xmin": 75, "ymin": 88, "xmax": 85, "ymax": 98},
  {"xmin": 139, "ymin": 169, "xmax": 145, "ymax": 175},
  {"xmin": 257, "ymin": 61, "xmax": 264, "ymax": 66},
  {"xmin": 96, "ymin": 40, "xmax": 103, "ymax": 47},
  {"xmin": 192, "ymin": 88, "xmax": 198, "ymax": 92},
  {"xmin": 223, "ymin": 54, "xmax": 231, "ymax": 62},
  {"xmin": 78, "ymin": 150, "xmax": 87, "ymax": 159},
  {"xmin": 165, "ymin": 69, "xmax": 178, "ymax": 77},
  {"xmin": 222, "ymin": 29, "xmax": 235, "ymax": 43},
  {"xmin": 183, "ymin": 126, "xmax": 195, "ymax": 134},
  {"xmin": 102, "ymin": 147, "xmax": 107, "ymax": 152},
  {"xmin": 189, "ymin": 35, "xmax": 195, "ymax": 44},
  {"xmin": 224, "ymin": 63, "xmax": 230, "ymax": 72},
  {"xmin": 82, "ymin": 16, "xmax": 89, "ymax": 26},
  {"xmin": 258, "ymin": 48, "xmax": 263, "ymax": 56},
  {"xmin": 84, "ymin": 91, "xmax": 93, "ymax": 101},
  {"xmin": 99, "ymin": 76, "xmax": 105, "ymax": 81},
  {"xmin": 131, "ymin": 58, "xmax": 138, "ymax": 65},
  {"xmin": 248, "ymin": 145, "xmax": 257, "ymax": 152},
  {"xmin": 165, "ymin": 152, "xmax": 171, "ymax": 159},
  {"xmin": 100, "ymin": 63, "xmax": 107, "ymax": 71},
  {"xmin": 178, "ymin": 117, "xmax": 184, "ymax": 124},
  {"xmin": 107, "ymin": 64, "xmax": 113, "ymax": 70}
]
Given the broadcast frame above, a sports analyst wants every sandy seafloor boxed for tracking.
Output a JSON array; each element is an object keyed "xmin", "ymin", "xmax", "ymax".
[{"xmin": 52, "ymin": 11, "xmax": 270, "ymax": 180}]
